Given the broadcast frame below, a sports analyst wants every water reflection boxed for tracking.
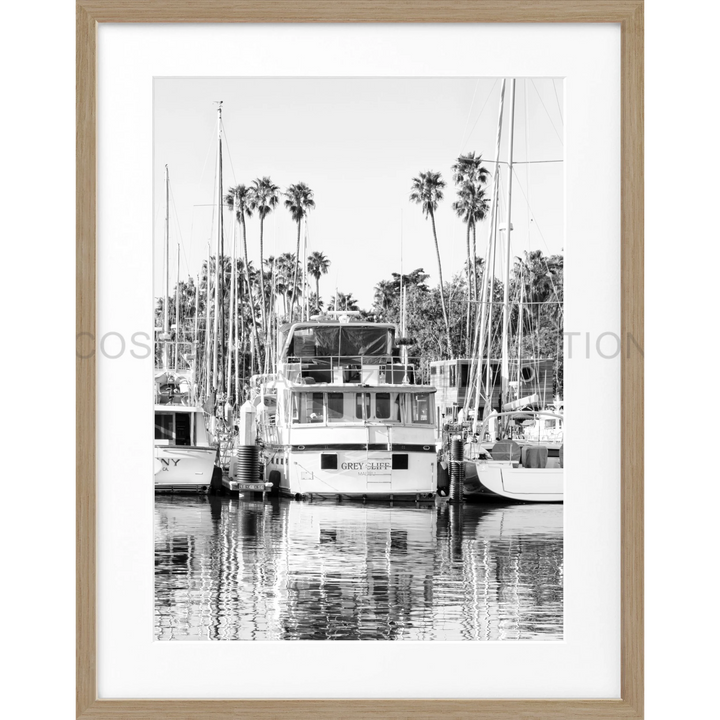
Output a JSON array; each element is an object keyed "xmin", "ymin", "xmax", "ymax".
[{"xmin": 155, "ymin": 497, "xmax": 563, "ymax": 641}]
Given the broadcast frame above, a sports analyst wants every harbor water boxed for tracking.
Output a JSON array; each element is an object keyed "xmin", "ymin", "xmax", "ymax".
[{"xmin": 155, "ymin": 495, "xmax": 563, "ymax": 641}]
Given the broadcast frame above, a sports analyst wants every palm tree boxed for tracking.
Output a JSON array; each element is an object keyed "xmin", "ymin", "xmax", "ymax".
[
  {"xmin": 511, "ymin": 250, "xmax": 561, "ymax": 350},
  {"xmin": 452, "ymin": 151, "xmax": 490, "ymax": 187},
  {"xmin": 373, "ymin": 279, "xmax": 396, "ymax": 315},
  {"xmin": 283, "ymin": 183, "xmax": 315, "ymax": 319},
  {"xmin": 409, "ymin": 171, "xmax": 452, "ymax": 357},
  {"xmin": 330, "ymin": 291, "xmax": 359, "ymax": 312},
  {"xmin": 452, "ymin": 182, "xmax": 490, "ymax": 354},
  {"xmin": 225, "ymin": 184, "xmax": 261, "ymax": 373},
  {"xmin": 308, "ymin": 292, "xmax": 323, "ymax": 314},
  {"xmin": 274, "ymin": 252, "xmax": 297, "ymax": 318},
  {"xmin": 307, "ymin": 250, "xmax": 331, "ymax": 314},
  {"xmin": 262, "ymin": 255, "xmax": 276, "ymax": 312},
  {"xmin": 452, "ymin": 152, "xmax": 490, "ymax": 298},
  {"xmin": 248, "ymin": 177, "xmax": 279, "ymax": 336}
]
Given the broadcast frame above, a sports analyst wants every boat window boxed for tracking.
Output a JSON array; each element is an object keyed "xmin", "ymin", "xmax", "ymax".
[
  {"xmin": 327, "ymin": 393, "xmax": 359, "ymax": 423},
  {"xmin": 292, "ymin": 392, "xmax": 325, "ymax": 424},
  {"xmin": 409, "ymin": 393, "xmax": 433, "ymax": 425},
  {"xmin": 289, "ymin": 326, "xmax": 392, "ymax": 359},
  {"xmin": 155, "ymin": 413, "xmax": 173, "ymax": 442},
  {"xmin": 375, "ymin": 393, "xmax": 391, "ymax": 419},
  {"xmin": 326, "ymin": 393, "xmax": 346, "ymax": 422},
  {"xmin": 291, "ymin": 328, "xmax": 321, "ymax": 357},
  {"xmin": 175, "ymin": 413, "xmax": 191, "ymax": 446},
  {"xmin": 355, "ymin": 393, "xmax": 370, "ymax": 420},
  {"xmin": 313, "ymin": 393, "xmax": 325, "ymax": 422},
  {"xmin": 373, "ymin": 392, "xmax": 402, "ymax": 422},
  {"xmin": 340, "ymin": 327, "xmax": 391, "ymax": 356}
]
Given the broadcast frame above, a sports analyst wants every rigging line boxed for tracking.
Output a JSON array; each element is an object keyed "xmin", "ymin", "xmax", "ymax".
[
  {"xmin": 508, "ymin": 166, "xmax": 562, "ymax": 310},
  {"xmin": 219, "ymin": 118, "xmax": 238, "ymax": 187},
  {"xmin": 459, "ymin": 79, "xmax": 499, "ymax": 153},
  {"xmin": 208, "ymin": 134, "xmax": 218, "ymax": 260},
  {"xmin": 153, "ymin": 201, "xmax": 164, "ymax": 294},
  {"xmin": 457, "ymin": 79, "xmax": 480, "ymax": 154},
  {"xmin": 524, "ymin": 79, "xmax": 531, "ymax": 251},
  {"xmin": 198, "ymin": 121, "xmax": 217, "ymax": 193},
  {"xmin": 468, "ymin": 299, "xmax": 563, "ymax": 305},
  {"xmin": 510, "ymin": 165, "xmax": 552, "ymax": 254},
  {"xmin": 169, "ymin": 183, "xmax": 191, "ymax": 276},
  {"xmin": 188, "ymin": 206, "xmax": 198, "ymax": 285},
  {"xmin": 478, "ymin": 159, "xmax": 563, "ymax": 165},
  {"xmin": 530, "ymin": 79, "xmax": 563, "ymax": 146}
]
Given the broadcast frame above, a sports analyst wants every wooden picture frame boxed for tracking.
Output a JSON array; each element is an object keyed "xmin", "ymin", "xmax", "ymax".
[{"xmin": 76, "ymin": 1, "xmax": 643, "ymax": 717}]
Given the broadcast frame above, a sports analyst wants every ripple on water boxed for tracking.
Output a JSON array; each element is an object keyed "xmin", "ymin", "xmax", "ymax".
[{"xmin": 154, "ymin": 496, "xmax": 563, "ymax": 641}]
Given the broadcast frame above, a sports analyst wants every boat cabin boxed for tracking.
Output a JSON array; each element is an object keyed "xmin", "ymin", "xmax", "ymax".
[
  {"xmin": 154, "ymin": 406, "xmax": 210, "ymax": 447},
  {"xmin": 286, "ymin": 387, "xmax": 434, "ymax": 427},
  {"xmin": 430, "ymin": 357, "xmax": 556, "ymax": 420}
]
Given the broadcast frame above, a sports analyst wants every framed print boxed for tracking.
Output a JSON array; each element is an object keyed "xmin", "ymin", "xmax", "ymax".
[{"xmin": 77, "ymin": 1, "xmax": 643, "ymax": 718}]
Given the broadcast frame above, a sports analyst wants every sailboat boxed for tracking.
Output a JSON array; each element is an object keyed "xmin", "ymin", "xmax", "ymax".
[
  {"xmin": 440, "ymin": 79, "xmax": 564, "ymax": 503},
  {"xmin": 154, "ymin": 164, "xmax": 217, "ymax": 492}
]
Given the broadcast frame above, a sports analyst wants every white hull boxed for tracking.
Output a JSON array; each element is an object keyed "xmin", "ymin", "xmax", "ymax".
[
  {"xmin": 154, "ymin": 445, "xmax": 216, "ymax": 492},
  {"xmin": 464, "ymin": 461, "xmax": 563, "ymax": 503},
  {"xmin": 265, "ymin": 448, "xmax": 437, "ymax": 498}
]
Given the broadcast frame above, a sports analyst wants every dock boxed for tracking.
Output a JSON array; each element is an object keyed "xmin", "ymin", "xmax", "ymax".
[{"xmin": 221, "ymin": 476, "xmax": 273, "ymax": 496}]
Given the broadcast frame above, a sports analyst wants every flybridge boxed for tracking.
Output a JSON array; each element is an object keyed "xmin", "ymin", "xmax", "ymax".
[
  {"xmin": 278, "ymin": 321, "xmax": 396, "ymax": 362},
  {"xmin": 276, "ymin": 320, "xmax": 417, "ymax": 386}
]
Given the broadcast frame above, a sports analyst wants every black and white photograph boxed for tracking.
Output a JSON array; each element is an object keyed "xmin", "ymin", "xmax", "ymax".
[{"xmin": 153, "ymin": 77, "xmax": 565, "ymax": 641}]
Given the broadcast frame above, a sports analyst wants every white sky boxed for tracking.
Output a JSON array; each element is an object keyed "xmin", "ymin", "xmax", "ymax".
[{"xmin": 154, "ymin": 77, "xmax": 564, "ymax": 309}]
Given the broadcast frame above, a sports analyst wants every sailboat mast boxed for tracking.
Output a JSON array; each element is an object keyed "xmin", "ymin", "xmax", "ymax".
[
  {"xmin": 211, "ymin": 101, "xmax": 224, "ymax": 396},
  {"xmin": 516, "ymin": 263, "xmax": 525, "ymax": 392},
  {"xmin": 193, "ymin": 273, "xmax": 199, "ymax": 403},
  {"xmin": 500, "ymin": 79, "xmax": 516, "ymax": 409},
  {"xmin": 163, "ymin": 165, "xmax": 170, "ymax": 371},
  {"xmin": 303, "ymin": 218, "xmax": 310, "ymax": 321},
  {"xmin": 484, "ymin": 183, "xmax": 500, "ymax": 407},
  {"xmin": 174, "ymin": 244, "xmax": 180, "ymax": 372},
  {"xmin": 217, "ymin": 111, "xmax": 225, "ymax": 393},
  {"xmin": 204, "ymin": 242, "xmax": 212, "ymax": 399},
  {"xmin": 235, "ymin": 252, "xmax": 241, "ymax": 406},
  {"xmin": 400, "ymin": 209, "xmax": 407, "ymax": 367},
  {"xmin": 471, "ymin": 79, "xmax": 506, "ymax": 430},
  {"xmin": 227, "ymin": 203, "xmax": 236, "ymax": 402}
]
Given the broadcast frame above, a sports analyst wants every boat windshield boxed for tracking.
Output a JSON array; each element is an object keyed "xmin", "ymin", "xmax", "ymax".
[{"xmin": 288, "ymin": 326, "xmax": 392, "ymax": 359}]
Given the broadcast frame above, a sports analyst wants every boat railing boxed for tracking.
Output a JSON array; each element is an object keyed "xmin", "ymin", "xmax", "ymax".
[
  {"xmin": 455, "ymin": 409, "xmax": 564, "ymax": 446},
  {"xmin": 154, "ymin": 387, "xmax": 193, "ymax": 406},
  {"xmin": 258, "ymin": 421, "xmax": 279, "ymax": 447},
  {"xmin": 277, "ymin": 356, "xmax": 416, "ymax": 385},
  {"xmin": 218, "ymin": 434, "xmax": 233, "ymax": 469}
]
